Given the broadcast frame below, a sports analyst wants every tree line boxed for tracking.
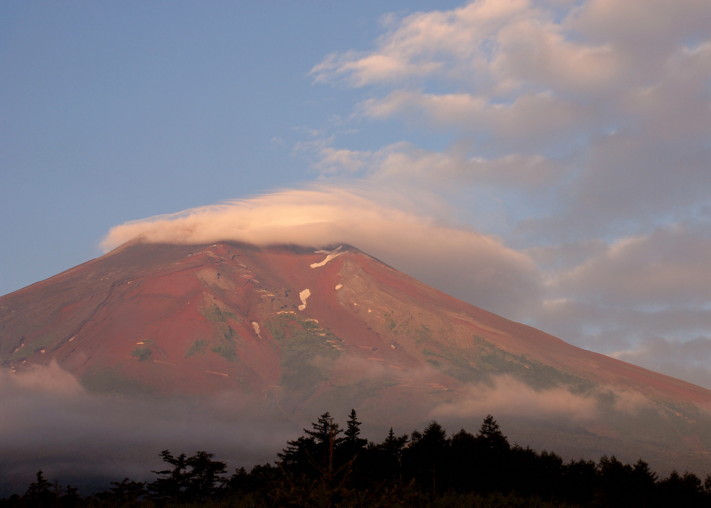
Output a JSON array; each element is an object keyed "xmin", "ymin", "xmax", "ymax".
[{"xmin": 2, "ymin": 410, "xmax": 710, "ymax": 507}]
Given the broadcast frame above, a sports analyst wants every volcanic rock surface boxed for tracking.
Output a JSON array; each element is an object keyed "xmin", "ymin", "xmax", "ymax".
[{"xmin": 2, "ymin": 240, "xmax": 711, "ymax": 474}]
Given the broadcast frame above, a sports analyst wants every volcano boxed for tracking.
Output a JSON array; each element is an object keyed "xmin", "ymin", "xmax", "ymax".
[{"xmin": 1, "ymin": 240, "xmax": 711, "ymax": 475}]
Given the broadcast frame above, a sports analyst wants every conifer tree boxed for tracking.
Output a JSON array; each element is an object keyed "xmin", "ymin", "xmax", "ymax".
[
  {"xmin": 305, "ymin": 411, "xmax": 344, "ymax": 474},
  {"xmin": 476, "ymin": 414, "xmax": 509, "ymax": 453},
  {"xmin": 23, "ymin": 470, "xmax": 55, "ymax": 507},
  {"xmin": 405, "ymin": 421, "xmax": 450, "ymax": 494},
  {"xmin": 473, "ymin": 415, "xmax": 510, "ymax": 494},
  {"xmin": 341, "ymin": 409, "xmax": 368, "ymax": 456},
  {"xmin": 149, "ymin": 450, "xmax": 226, "ymax": 503}
]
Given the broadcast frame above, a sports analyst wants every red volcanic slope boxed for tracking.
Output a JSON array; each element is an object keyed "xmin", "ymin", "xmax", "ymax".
[
  {"xmin": 0, "ymin": 240, "xmax": 707, "ymax": 403},
  {"xmin": 1, "ymin": 241, "xmax": 711, "ymax": 472}
]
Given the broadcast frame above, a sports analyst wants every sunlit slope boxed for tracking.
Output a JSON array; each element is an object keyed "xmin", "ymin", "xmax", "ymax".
[{"xmin": 1, "ymin": 241, "xmax": 710, "ymax": 472}]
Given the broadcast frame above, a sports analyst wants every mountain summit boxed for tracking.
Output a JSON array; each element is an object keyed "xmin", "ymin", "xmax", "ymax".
[{"xmin": 1, "ymin": 241, "xmax": 710, "ymax": 474}]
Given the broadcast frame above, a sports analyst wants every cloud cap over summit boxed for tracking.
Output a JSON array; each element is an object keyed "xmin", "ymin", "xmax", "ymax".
[{"xmin": 102, "ymin": 186, "xmax": 540, "ymax": 318}]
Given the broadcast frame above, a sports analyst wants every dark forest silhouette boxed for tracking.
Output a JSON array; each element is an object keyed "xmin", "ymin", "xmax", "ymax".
[{"xmin": 2, "ymin": 411, "xmax": 710, "ymax": 507}]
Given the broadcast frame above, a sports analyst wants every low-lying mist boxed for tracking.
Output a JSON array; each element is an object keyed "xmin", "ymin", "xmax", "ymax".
[
  {"xmin": 2, "ymin": 358, "xmax": 706, "ymax": 494},
  {"xmin": 0, "ymin": 363, "xmax": 294, "ymax": 495}
]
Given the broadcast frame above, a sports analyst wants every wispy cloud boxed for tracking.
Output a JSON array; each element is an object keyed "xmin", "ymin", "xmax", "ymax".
[
  {"xmin": 611, "ymin": 336, "xmax": 711, "ymax": 390},
  {"xmin": 310, "ymin": 0, "xmax": 710, "ymax": 219},
  {"xmin": 431, "ymin": 374, "xmax": 600, "ymax": 421},
  {"xmin": 553, "ymin": 224, "xmax": 711, "ymax": 307}
]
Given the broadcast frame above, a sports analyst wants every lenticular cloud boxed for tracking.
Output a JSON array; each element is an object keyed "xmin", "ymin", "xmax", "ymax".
[
  {"xmin": 101, "ymin": 186, "xmax": 541, "ymax": 318},
  {"xmin": 102, "ymin": 187, "xmax": 422, "ymax": 251}
]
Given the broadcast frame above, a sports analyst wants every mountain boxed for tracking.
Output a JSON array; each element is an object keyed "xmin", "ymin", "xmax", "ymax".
[{"xmin": 2, "ymin": 240, "xmax": 711, "ymax": 475}]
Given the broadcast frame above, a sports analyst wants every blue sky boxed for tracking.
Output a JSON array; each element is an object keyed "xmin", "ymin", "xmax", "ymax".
[
  {"xmin": 1, "ymin": 1, "xmax": 459, "ymax": 290},
  {"xmin": 3, "ymin": 0, "xmax": 711, "ymax": 388}
]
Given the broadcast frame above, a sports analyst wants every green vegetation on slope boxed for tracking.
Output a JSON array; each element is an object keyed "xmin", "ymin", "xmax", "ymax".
[
  {"xmin": 130, "ymin": 341, "xmax": 153, "ymax": 362},
  {"xmin": 210, "ymin": 326, "xmax": 238, "ymax": 362},
  {"xmin": 265, "ymin": 314, "xmax": 343, "ymax": 394},
  {"xmin": 185, "ymin": 339, "xmax": 208, "ymax": 357}
]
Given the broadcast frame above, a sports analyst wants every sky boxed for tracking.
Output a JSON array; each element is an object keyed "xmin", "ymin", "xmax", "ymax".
[{"xmin": 2, "ymin": 0, "xmax": 711, "ymax": 389}]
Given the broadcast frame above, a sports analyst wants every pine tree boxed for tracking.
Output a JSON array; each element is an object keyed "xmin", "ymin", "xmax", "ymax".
[
  {"xmin": 279, "ymin": 412, "xmax": 344, "ymax": 480},
  {"xmin": 477, "ymin": 414, "xmax": 509, "ymax": 453},
  {"xmin": 404, "ymin": 421, "xmax": 450, "ymax": 494},
  {"xmin": 23, "ymin": 470, "xmax": 55, "ymax": 507},
  {"xmin": 185, "ymin": 450, "xmax": 227, "ymax": 501},
  {"xmin": 148, "ymin": 449, "xmax": 227, "ymax": 503},
  {"xmin": 304, "ymin": 411, "xmax": 344, "ymax": 474},
  {"xmin": 376, "ymin": 427, "xmax": 409, "ymax": 483},
  {"xmin": 149, "ymin": 450, "xmax": 190, "ymax": 501},
  {"xmin": 341, "ymin": 409, "xmax": 368, "ymax": 456},
  {"xmin": 473, "ymin": 415, "xmax": 510, "ymax": 494},
  {"xmin": 102, "ymin": 478, "xmax": 147, "ymax": 504}
]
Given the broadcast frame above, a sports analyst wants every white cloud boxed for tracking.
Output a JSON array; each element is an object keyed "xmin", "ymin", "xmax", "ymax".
[
  {"xmin": 611, "ymin": 337, "xmax": 711, "ymax": 391},
  {"xmin": 360, "ymin": 90, "xmax": 591, "ymax": 153},
  {"xmin": 312, "ymin": 0, "xmax": 711, "ymax": 230},
  {"xmin": 526, "ymin": 223, "xmax": 711, "ymax": 389},
  {"xmin": 313, "ymin": 52, "xmax": 441, "ymax": 87},
  {"xmin": 313, "ymin": 147, "xmax": 372, "ymax": 175},
  {"xmin": 431, "ymin": 374, "xmax": 600, "ymax": 421},
  {"xmin": 310, "ymin": 141, "xmax": 561, "ymax": 191},
  {"xmin": 554, "ymin": 224, "xmax": 711, "ymax": 306},
  {"xmin": 311, "ymin": 0, "xmax": 624, "ymax": 96},
  {"xmin": 570, "ymin": 0, "xmax": 711, "ymax": 52}
]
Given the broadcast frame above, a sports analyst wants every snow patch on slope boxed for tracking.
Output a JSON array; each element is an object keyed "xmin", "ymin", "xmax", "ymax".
[
  {"xmin": 251, "ymin": 321, "xmax": 262, "ymax": 339},
  {"xmin": 310, "ymin": 246, "xmax": 344, "ymax": 268},
  {"xmin": 298, "ymin": 289, "xmax": 311, "ymax": 311}
]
